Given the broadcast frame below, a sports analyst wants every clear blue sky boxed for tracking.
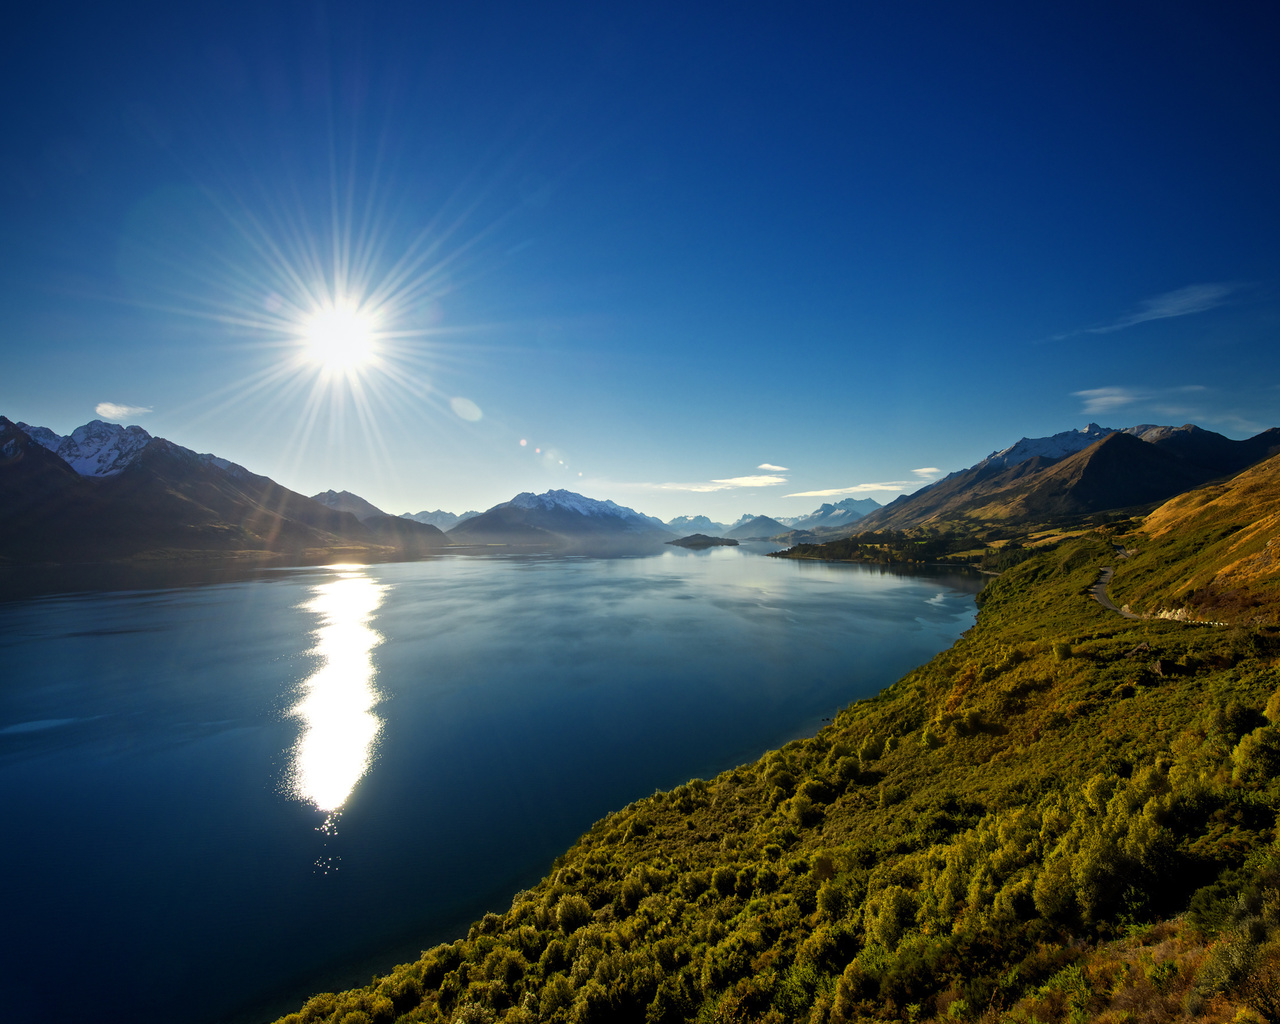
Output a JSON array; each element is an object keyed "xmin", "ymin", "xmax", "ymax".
[{"xmin": 3, "ymin": 1, "xmax": 1278, "ymax": 521}]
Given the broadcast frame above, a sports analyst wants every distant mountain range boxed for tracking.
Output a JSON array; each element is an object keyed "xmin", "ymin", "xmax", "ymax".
[
  {"xmin": 400, "ymin": 508, "xmax": 482, "ymax": 530},
  {"xmin": 858, "ymin": 422, "xmax": 1280, "ymax": 531},
  {"xmin": 724, "ymin": 515, "xmax": 791, "ymax": 540},
  {"xmin": 660, "ymin": 499, "xmax": 882, "ymax": 540},
  {"xmin": 448, "ymin": 489, "xmax": 673, "ymax": 550}
]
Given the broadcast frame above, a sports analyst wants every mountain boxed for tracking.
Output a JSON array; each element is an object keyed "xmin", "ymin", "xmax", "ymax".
[
  {"xmin": 858, "ymin": 423, "xmax": 1280, "ymax": 531},
  {"xmin": 665, "ymin": 514, "xmax": 730, "ymax": 535},
  {"xmin": 0, "ymin": 417, "xmax": 447, "ymax": 565},
  {"xmin": 724, "ymin": 514, "xmax": 790, "ymax": 540},
  {"xmin": 311, "ymin": 489, "xmax": 387, "ymax": 522},
  {"xmin": 400, "ymin": 509, "xmax": 482, "ymax": 530},
  {"xmin": 18, "ymin": 418, "xmax": 251, "ymax": 479},
  {"xmin": 782, "ymin": 497, "xmax": 882, "ymax": 531},
  {"xmin": 972, "ymin": 421, "xmax": 1118, "ymax": 473},
  {"xmin": 448, "ymin": 489, "xmax": 673, "ymax": 549}
]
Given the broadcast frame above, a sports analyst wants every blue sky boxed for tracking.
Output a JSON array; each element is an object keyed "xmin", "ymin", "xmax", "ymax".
[{"xmin": 3, "ymin": 1, "xmax": 1278, "ymax": 521}]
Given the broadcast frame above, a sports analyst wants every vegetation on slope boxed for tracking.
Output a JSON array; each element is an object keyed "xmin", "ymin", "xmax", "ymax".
[{"xmin": 275, "ymin": 527, "xmax": 1280, "ymax": 1024}]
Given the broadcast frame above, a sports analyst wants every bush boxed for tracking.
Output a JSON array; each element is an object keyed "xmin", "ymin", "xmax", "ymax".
[
  {"xmin": 1233, "ymin": 726, "xmax": 1280, "ymax": 784},
  {"xmin": 555, "ymin": 894, "xmax": 593, "ymax": 934}
]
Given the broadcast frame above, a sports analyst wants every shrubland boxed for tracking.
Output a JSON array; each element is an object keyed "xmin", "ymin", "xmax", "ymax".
[{"xmin": 276, "ymin": 527, "xmax": 1280, "ymax": 1024}]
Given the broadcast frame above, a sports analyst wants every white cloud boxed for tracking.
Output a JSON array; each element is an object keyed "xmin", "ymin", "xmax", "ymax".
[
  {"xmin": 1073, "ymin": 385, "xmax": 1206, "ymax": 415},
  {"xmin": 1088, "ymin": 283, "xmax": 1237, "ymax": 334},
  {"xmin": 912, "ymin": 467, "xmax": 940, "ymax": 480},
  {"xmin": 655, "ymin": 474, "xmax": 788, "ymax": 493},
  {"xmin": 95, "ymin": 402, "xmax": 152, "ymax": 421},
  {"xmin": 785, "ymin": 482, "xmax": 910, "ymax": 498},
  {"xmin": 757, "ymin": 463, "xmax": 789, "ymax": 472},
  {"xmin": 1074, "ymin": 387, "xmax": 1141, "ymax": 414}
]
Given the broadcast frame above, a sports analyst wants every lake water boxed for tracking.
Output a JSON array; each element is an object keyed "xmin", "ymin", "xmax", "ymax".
[{"xmin": 0, "ymin": 546, "xmax": 981, "ymax": 1023}]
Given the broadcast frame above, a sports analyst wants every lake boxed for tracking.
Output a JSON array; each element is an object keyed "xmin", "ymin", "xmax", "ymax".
[{"xmin": 0, "ymin": 546, "xmax": 982, "ymax": 1023}]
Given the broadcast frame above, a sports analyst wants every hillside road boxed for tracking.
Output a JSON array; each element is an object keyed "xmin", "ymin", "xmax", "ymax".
[{"xmin": 1091, "ymin": 567, "xmax": 1142, "ymax": 620}]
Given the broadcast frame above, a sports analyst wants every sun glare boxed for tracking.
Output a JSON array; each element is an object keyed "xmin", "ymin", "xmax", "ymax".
[{"xmin": 299, "ymin": 302, "xmax": 379, "ymax": 372}]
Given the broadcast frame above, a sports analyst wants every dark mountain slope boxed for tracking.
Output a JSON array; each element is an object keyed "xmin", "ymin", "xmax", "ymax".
[
  {"xmin": 0, "ymin": 416, "xmax": 84, "ymax": 521},
  {"xmin": 1138, "ymin": 422, "xmax": 1280, "ymax": 475},
  {"xmin": 988, "ymin": 431, "xmax": 1211, "ymax": 520},
  {"xmin": 0, "ymin": 421, "xmax": 445, "ymax": 564}
]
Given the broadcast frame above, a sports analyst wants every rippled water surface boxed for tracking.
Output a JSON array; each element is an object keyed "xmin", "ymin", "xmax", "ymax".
[{"xmin": 0, "ymin": 547, "xmax": 982, "ymax": 1023}]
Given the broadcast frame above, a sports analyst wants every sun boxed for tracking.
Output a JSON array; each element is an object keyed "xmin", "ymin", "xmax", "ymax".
[{"xmin": 299, "ymin": 301, "xmax": 379, "ymax": 373}]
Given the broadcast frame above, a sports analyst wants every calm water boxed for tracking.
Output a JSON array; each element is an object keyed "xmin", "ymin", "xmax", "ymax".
[{"xmin": 0, "ymin": 547, "xmax": 981, "ymax": 1023}]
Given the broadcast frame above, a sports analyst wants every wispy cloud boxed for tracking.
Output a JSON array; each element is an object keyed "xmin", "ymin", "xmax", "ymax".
[
  {"xmin": 652, "ymin": 474, "xmax": 789, "ymax": 494},
  {"xmin": 1047, "ymin": 282, "xmax": 1241, "ymax": 343},
  {"xmin": 757, "ymin": 463, "xmax": 789, "ymax": 472},
  {"xmin": 1074, "ymin": 385, "xmax": 1206, "ymax": 416},
  {"xmin": 912, "ymin": 467, "xmax": 940, "ymax": 480},
  {"xmin": 1088, "ymin": 283, "xmax": 1237, "ymax": 334},
  {"xmin": 96, "ymin": 402, "xmax": 152, "ymax": 421},
  {"xmin": 785, "ymin": 481, "xmax": 910, "ymax": 498}
]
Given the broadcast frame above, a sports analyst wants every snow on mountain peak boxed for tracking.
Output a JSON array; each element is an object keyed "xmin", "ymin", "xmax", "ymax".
[
  {"xmin": 507, "ymin": 489, "xmax": 667, "ymax": 529},
  {"xmin": 18, "ymin": 418, "xmax": 155, "ymax": 477},
  {"xmin": 980, "ymin": 423, "xmax": 1119, "ymax": 471},
  {"xmin": 16, "ymin": 419, "xmax": 253, "ymax": 481}
]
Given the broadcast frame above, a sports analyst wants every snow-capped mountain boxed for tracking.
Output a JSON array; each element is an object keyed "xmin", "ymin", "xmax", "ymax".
[
  {"xmin": 18, "ymin": 419, "xmax": 249, "ymax": 479},
  {"xmin": 974, "ymin": 423, "xmax": 1118, "ymax": 473},
  {"xmin": 311, "ymin": 489, "xmax": 387, "ymax": 522},
  {"xmin": 449, "ymin": 489, "xmax": 673, "ymax": 548},
  {"xmin": 507, "ymin": 489, "xmax": 670, "ymax": 531},
  {"xmin": 781, "ymin": 497, "xmax": 882, "ymax": 530},
  {"xmin": 400, "ymin": 509, "xmax": 482, "ymax": 530},
  {"xmin": 19, "ymin": 419, "xmax": 157, "ymax": 476}
]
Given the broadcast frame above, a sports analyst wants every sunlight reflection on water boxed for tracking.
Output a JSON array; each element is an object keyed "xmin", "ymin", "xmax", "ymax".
[{"xmin": 288, "ymin": 567, "xmax": 387, "ymax": 816}]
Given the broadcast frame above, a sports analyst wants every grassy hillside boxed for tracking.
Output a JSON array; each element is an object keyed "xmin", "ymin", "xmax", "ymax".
[
  {"xmin": 1111, "ymin": 452, "xmax": 1280, "ymax": 627},
  {"xmin": 273, "ymin": 533, "xmax": 1280, "ymax": 1024}
]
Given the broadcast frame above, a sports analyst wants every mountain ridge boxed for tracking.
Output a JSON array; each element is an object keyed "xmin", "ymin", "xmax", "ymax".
[{"xmin": 858, "ymin": 422, "xmax": 1280, "ymax": 532}]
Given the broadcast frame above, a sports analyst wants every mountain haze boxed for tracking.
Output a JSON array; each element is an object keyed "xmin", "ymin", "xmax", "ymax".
[{"xmin": 401, "ymin": 509, "xmax": 482, "ymax": 530}]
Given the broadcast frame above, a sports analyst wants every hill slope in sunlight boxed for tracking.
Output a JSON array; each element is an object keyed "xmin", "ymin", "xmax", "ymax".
[{"xmin": 270, "ymin": 464, "xmax": 1280, "ymax": 1024}]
